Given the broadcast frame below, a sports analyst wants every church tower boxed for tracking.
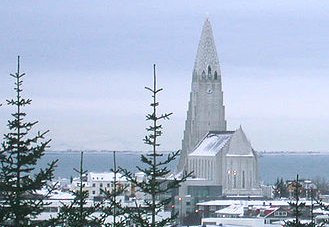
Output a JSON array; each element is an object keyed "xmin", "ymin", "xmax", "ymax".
[{"xmin": 177, "ymin": 18, "xmax": 226, "ymax": 172}]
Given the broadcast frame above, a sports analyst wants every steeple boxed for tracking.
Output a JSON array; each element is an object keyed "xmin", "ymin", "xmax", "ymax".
[
  {"xmin": 177, "ymin": 18, "xmax": 226, "ymax": 173},
  {"xmin": 193, "ymin": 18, "xmax": 221, "ymax": 81}
]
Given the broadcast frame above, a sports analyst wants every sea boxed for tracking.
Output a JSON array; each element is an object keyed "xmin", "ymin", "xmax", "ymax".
[{"xmin": 39, "ymin": 151, "xmax": 329, "ymax": 185}]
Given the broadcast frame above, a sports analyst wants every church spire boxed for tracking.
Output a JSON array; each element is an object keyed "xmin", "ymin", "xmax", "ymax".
[
  {"xmin": 176, "ymin": 18, "xmax": 226, "ymax": 173},
  {"xmin": 194, "ymin": 18, "xmax": 221, "ymax": 78}
]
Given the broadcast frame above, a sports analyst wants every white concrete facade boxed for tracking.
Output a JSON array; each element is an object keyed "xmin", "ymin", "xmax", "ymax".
[
  {"xmin": 187, "ymin": 128, "xmax": 261, "ymax": 195},
  {"xmin": 177, "ymin": 18, "xmax": 226, "ymax": 173},
  {"xmin": 71, "ymin": 172, "xmax": 131, "ymax": 198},
  {"xmin": 177, "ymin": 19, "xmax": 261, "ymax": 210}
]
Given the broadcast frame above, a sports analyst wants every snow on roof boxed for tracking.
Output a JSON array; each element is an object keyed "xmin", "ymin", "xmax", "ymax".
[
  {"xmin": 89, "ymin": 172, "xmax": 127, "ymax": 182},
  {"xmin": 197, "ymin": 199, "xmax": 291, "ymax": 207},
  {"xmin": 202, "ymin": 217, "xmax": 266, "ymax": 227},
  {"xmin": 49, "ymin": 190, "xmax": 75, "ymax": 200},
  {"xmin": 215, "ymin": 204, "xmax": 244, "ymax": 216},
  {"xmin": 36, "ymin": 189, "xmax": 75, "ymax": 200},
  {"xmin": 314, "ymin": 208, "xmax": 329, "ymax": 215},
  {"xmin": 226, "ymin": 154, "xmax": 254, "ymax": 157},
  {"xmin": 189, "ymin": 132, "xmax": 233, "ymax": 157}
]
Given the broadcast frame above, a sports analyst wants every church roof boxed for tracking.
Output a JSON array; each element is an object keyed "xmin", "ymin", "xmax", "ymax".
[
  {"xmin": 215, "ymin": 204, "xmax": 244, "ymax": 216},
  {"xmin": 189, "ymin": 131, "xmax": 234, "ymax": 157},
  {"xmin": 188, "ymin": 127, "xmax": 256, "ymax": 157},
  {"xmin": 226, "ymin": 126, "xmax": 254, "ymax": 157},
  {"xmin": 194, "ymin": 18, "xmax": 221, "ymax": 75}
]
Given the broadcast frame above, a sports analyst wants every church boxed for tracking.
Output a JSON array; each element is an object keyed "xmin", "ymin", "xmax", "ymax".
[{"xmin": 176, "ymin": 18, "xmax": 261, "ymax": 208}]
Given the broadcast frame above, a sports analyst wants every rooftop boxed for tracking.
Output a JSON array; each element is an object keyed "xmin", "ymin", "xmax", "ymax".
[
  {"xmin": 189, "ymin": 131, "xmax": 234, "ymax": 157},
  {"xmin": 88, "ymin": 172, "xmax": 127, "ymax": 182}
]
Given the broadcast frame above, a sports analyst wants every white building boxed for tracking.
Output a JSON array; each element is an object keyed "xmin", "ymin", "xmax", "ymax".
[
  {"xmin": 71, "ymin": 171, "xmax": 131, "ymax": 198},
  {"xmin": 187, "ymin": 128, "xmax": 260, "ymax": 195},
  {"xmin": 176, "ymin": 18, "xmax": 261, "ymax": 221},
  {"xmin": 177, "ymin": 18, "xmax": 260, "ymax": 195},
  {"xmin": 177, "ymin": 17, "xmax": 227, "ymax": 174}
]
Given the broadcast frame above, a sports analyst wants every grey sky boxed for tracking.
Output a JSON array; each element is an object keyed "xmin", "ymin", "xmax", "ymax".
[{"xmin": 1, "ymin": 1, "xmax": 329, "ymax": 151}]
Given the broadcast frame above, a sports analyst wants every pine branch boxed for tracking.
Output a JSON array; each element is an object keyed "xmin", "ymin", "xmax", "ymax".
[
  {"xmin": 121, "ymin": 65, "xmax": 190, "ymax": 227},
  {"xmin": 0, "ymin": 56, "xmax": 57, "ymax": 225}
]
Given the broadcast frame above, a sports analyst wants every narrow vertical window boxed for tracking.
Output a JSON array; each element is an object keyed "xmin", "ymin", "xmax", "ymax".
[
  {"xmin": 214, "ymin": 71, "xmax": 218, "ymax": 80},
  {"xmin": 207, "ymin": 160, "xmax": 210, "ymax": 179},
  {"xmin": 242, "ymin": 171, "xmax": 245, "ymax": 188},
  {"xmin": 201, "ymin": 70, "xmax": 206, "ymax": 79}
]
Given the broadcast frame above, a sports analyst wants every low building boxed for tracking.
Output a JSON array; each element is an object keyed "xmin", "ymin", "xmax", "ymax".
[
  {"xmin": 196, "ymin": 198, "xmax": 329, "ymax": 226},
  {"xmin": 71, "ymin": 171, "xmax": 131, "ymax": 199}
]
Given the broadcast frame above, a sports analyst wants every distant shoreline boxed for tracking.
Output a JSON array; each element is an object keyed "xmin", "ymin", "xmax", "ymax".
[
  {"xmin": 258, "ymin": 151, "xmax": 329, "ymax": 156},
  {"xmin": 47, "ymin": 150, "xmax": 329, "ymax": 156},
  {"xmin": 46, "ymin": 150, "xmax": 172, "ymax": 154}
]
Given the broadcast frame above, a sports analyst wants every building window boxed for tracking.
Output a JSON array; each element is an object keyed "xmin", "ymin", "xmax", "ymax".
[
  {"xmin": 274, "ymin": 211, "xmax": 287, "ymax": 216},
  {"xmin": 208, "ymin": 65, "xmax": 211, "ymax": 75},
  {"xmin": 242, "ymin": 171, "xmax": 245, "ymax": 188},
  {"xmin": 92, "ymin": 191, "xmax": 95, "ymax": 194},
  {"xmin": 214, "ymin": 71, "xmax": 218, "ymax": 80},
  {"xmin": 100, "ymin": 183, "xmax": 103, "ymax": 187},
  {"xmin": 233, "ymin": 175, "xmax": 237, "ymax": 188},
  {"xmin": 92, "ymin": 183, "xmax": 96, "ymax": 187},
  {"xmin": 44, "ymin": 207, "xmax": 58, "ymax": 213},
  {"xmin": 210, "ymin": 205, "xmax": 216, "ymax": 211},
  {"xmin": 201, "ymin": 71, "xmax": 206, "ymax": 79},
  {"xmin": 107, "ymin": 183, "xmax": 110, "ymax": 187}
]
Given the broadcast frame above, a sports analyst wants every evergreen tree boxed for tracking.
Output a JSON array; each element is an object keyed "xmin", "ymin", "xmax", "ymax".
[
  {"xmin": 121, "ymin": 65, "xmax": 191, "ymax": 227},
  {"xmin": 0, "ymin": 56, "xmax": 58, "ymax": 226},
  {"xmin": 273, "ymin": 177, "xmax": 289, "ymax": 198},
  {"xmin": 285, "ymin": 175, "xmax": 311, "ymax": 227},
  {"xmin": 101, "ymin": 151, "xmax": 128, "ymax": 227},
  {"xmin": 315, "ymin": 200, "xmax": 329, "ymax": 226},
  {"xmin": 312, "ymin": 177, "xmax": 329, "ymax": 195},
  {"xmin": 53, "ymin": 151, "xmax": 103, "ymax": 226}
]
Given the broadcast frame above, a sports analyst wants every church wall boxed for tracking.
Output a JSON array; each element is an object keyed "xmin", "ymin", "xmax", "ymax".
[
  {"xmin": 188, "ymin": 156, "xmax": 216, "ymax": 182},
  {"xmin": 214, "ymin": 151, "xmax": 224, "ymax": 185},
  {"xmin": 223, "ymin": 156, "xmax": 260, "ymax": 195},
  {"xmin": 178, "ymin": 19, "xmax": 261, "ymax": 200},
  {"xmin": 195, "ymin": 80, "xmax": 225, "ymax": 135},
  {"xmin": 177, "ymin": 19, "xmax": 227, "ymax": 174}
]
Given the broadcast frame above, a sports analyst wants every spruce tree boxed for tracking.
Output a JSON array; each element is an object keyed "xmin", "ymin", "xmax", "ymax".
[
  {"xmin": 273, "ymin": 177, "xmax": 289, "ymax": 198},
  {"xmin": 121, "ymin": 65, "xmax": 190, "ymax": 227},
  {"xmin": 285, "ymin": 175, "xmax": 311, "ymax": 227},
  {"xmin": 53, "ymin": 151, "xmax": 103, "ymax": 226},
  {"xmin": 315, "ymin": 200, "xmax": 329, "ymax": 226},
  {"xmin": 101, "ymin": 151, "xmax": 128, "ymax": 227},
  {"xmin": 0, "ymin": 56, "xmax": 58, "ymax": 226},
  {"xmin": 314, "ymin": 189, "xmax": 329, "ymax": 226}
]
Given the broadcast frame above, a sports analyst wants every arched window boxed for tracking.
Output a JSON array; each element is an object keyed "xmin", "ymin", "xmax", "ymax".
[
  {"xmin": 214, "ymin": 71, "xmax": 218, "ymax": 80},
  {"xmin": 201, "ymin": 70, "xmax": 206, "ymax": 79},
  {"xmin": 208, "ymin": 66, "xmax": 212, "ymax": 79},
  {"xmin": 208, "ymin": 65, "xmax": 211, "ymax": 75}
]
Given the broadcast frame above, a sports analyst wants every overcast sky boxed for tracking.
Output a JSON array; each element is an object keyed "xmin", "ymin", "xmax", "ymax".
[{"xmin": 1, "ymin": 1, "xmax": 329, "ymax": 152}]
